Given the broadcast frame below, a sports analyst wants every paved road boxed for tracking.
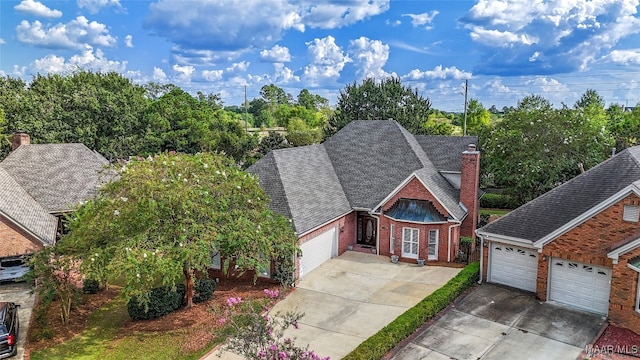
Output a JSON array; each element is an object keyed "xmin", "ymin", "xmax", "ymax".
[{"xmin": 0, "ymin": 282, "xmax": 36, "ymax": 360}]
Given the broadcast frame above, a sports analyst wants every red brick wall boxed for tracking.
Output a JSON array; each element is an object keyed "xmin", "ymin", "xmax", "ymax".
[
  {"xmin": 537, "ymin": 193, "xmax": 640, "ymax": 300},
  {"xmin": 460, "ymin": 149, "xmax": 480, "ymax": 240},
  {"xmin": 609, "ymin": 247, "xmax": 640, "ymax": 334},
  {"xmin": 0, "ymin": 214, "xmax": 43, "ymax": 258},
  {"xmin": 378, "ymin": 217, "xmax": 453, "ymax": 262},
  {"xmin": 381, "ymin": 177, "xmax": 450, "ymax": 217}
]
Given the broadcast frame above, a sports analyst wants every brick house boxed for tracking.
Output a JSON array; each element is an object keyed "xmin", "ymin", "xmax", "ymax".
[
  {"xmin": 0, "ymin": 133, "xmax": 110, "ymax": 260},
  {"xmin": 248, "ymin": 120, "xmax": 481, "ymax": 280},
  {"xmin": 477, "ymin": 146, "xmax": 640, "ymax": 334}
]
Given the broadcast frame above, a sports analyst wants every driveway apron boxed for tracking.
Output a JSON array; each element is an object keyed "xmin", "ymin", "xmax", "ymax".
[
  {"xmin": 0, "ymin": 282, "xmax": 35, "ymax": 360},
  {"xmin": 392, "ymin": 284, "xmax": 606, "ymax": 360},
  {"xmin": 205, "ymin": 251, "xmax": 461, "ymax": 360}
]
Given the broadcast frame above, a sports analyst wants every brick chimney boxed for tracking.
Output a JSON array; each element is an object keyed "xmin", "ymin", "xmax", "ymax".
[
  {"xmin": 11, "ymin": 132, "xmax": 30, "ymax": 151},
  {"xmin": 460, "ymin": 143, "xmax": 480, "ymax": 242}
]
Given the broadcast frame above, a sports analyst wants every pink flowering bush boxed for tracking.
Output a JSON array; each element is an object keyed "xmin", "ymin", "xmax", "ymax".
[{"xmin": 220, "ymin": 290, "xmax": 329, "ymax": 360}]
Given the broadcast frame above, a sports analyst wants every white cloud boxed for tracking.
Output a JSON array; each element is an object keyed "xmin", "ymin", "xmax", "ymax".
[
  {"xmin": 273, "ymin": 63, "xmax": 300, "ymax": 84},
  {"xmin": 32, "ymin": 45, "xmax": 127, "ymax": 73},
  {"xmin": 301, "ymin": 0, "xmax": 390, "ymax": 29},
  {"xmin": 260, "ymin": 45, "xmax": 292, "ymax": 63},
  {"xmin": 603, "ymin": 49, "xmax": 640, "ymax": 65},
  {"xmin": 303, "ymin": 36, "xmax": 351, "ymax": 86},
  {"xmin": 124, "ymin": 35, "xmax": 133, "ymax": 48},
  {"xmin": 14, "ymin": 0, "xmax": 62, "ymax": 18},
  {"xmin": 0, "ymin": 39, "xmax": 5, "ymax": 45},
  {"xmin": 171, "ymin": 47, "xmax": 249, "ymax": 66},
  {"xmin": 385, "ymin": 19, "xmax": 401, "ymax": 27},
  {"xmin": 524, "ymin": 76, "xmax": 570, "ymax": 94},
  {"xmin": 226, "ymin": 61, "xmax": 249, "ymax": 73},
  {"xmin": 16, "ymin": 16, "xmax": 117, "ymax": 50},
  {"xmin": 402, "ymin": 11, "xmax": 439, "ymax": 29},
  {"xmin": 403, "ymin": 65, "xmax": 472, "ymax": 80},
  {"xmin": 348, "ymin": 37, "xmax": 392, "ymax": 79},
  {"xmin": 153, "ymin": 67, "xmax": 167, "ymax": 81},
  {"xmin": 202, "ymin": 69, "xmax": 223, "ymax": 81},
  {"xmin": 172, "ymin": 64, "xmax": 195, "ymax": 82},
  {"xmin": 77, "ymin": 0, "xmax": 123, "ymax": 14},
  {"xmin": 461, "ymin": 0, "xmax": 640, "ymax": 75}
]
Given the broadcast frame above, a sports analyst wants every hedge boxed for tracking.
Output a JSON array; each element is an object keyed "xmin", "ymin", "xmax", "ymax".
[
  {"xmin": 342, "ymin": 262, "xmax": 479, "ymax": 360},
  {"xmin": 127, "ymin": 284, "xmax": 186, "ymax": 320},
  {"xmin": 82, "ymin": 279, "xmax": 100, "ymax": 294},
  {"xmin": 193, "ymin": 278, "xmax": 216, "ymax": 303},
  {"xmin": 480, "ymin": 193, "xmax": 519, "ymax": 209}
]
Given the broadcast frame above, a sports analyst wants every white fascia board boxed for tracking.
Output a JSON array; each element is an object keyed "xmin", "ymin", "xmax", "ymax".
[
  {"xmin": 372, "ymin": 172, "xmax": 460, "ymax": 222},
  {"xmin": 608, "ymin": 238, "xmax": 640, "ymax": 263},
  {"xmin": 475, "ymin": 230, "xmax": 535, "ymax": 248},
  {"xmin": 627, "ymin": 262, "xmax": 640, "ymax": 273},
  {"xmin": 533, "ymin": 184, "xmax": 640, "ymax": 248},
  {"xmin": 0, "ymin": 209, "xmax": 52, "ymax": 246}
]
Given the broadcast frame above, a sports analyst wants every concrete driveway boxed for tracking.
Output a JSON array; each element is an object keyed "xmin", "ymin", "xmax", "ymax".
[
  {"xmin": 206, "ymin": 251, "xmax": 461, "ymax": 360},
  {"xmin": 392, "ymin": 283, "xmax": 606, "ymax": 360},
  {"xmin": 0, "ymin": 282, "xmax": 35, "ymax": 360}
]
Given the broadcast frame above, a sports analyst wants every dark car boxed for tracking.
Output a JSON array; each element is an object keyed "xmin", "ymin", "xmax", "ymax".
[{"xmin": 0, "ymin": 303, "xmax": 19, "ymax": 358}]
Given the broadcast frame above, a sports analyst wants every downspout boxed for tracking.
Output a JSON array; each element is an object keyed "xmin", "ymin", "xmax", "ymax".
[
  {"xmin": 447, "ymin": 221, "xmax": 462, "ymax": 262},
  {"xmin": 477, "ymin": 233, "xmax": 484, "ymax": 285}
]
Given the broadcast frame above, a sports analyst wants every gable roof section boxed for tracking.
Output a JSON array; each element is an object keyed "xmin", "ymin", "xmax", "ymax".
[
  {"xmin": 0, "ymin": 144, "xmax": 110, "ymax": 213},
  {"xmin": 0, "ymin": 167, "xmax": 57, "ymax": 245},
  {"xmin": 415, "ymin": 135, "xmax": 478, "ymax": 172},
  {"xmin": 478, "ymin": 146, "xmax": 640, "ymax": 243},
  {"xmin": 248, "ymin": 145, "xmax": 351, "ymax": 235}
]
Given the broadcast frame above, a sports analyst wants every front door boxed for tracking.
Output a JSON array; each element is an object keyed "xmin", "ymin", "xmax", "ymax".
[{"xmin": 357, "ymin": 215, "xmax": 377, "ymax": 247}]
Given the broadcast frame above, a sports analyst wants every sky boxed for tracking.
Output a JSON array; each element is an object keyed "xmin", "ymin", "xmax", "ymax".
[{"xmin": 2, "ymin": 0, "xmax": 640, "ymax": 112}]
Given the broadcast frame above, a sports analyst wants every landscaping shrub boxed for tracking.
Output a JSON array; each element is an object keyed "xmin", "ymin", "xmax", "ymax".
[
  {"xmin": 193, "ymin": 278, "xmax": 216, "ymax": 303},
  {"xmin": 127, "ymin": 285, "xmax": 186, "ymax": 320},
  {"xmin": 343, "ymin": 262, "xmax": 479, "ymax": 360},
  {"xmin": 480, "ymin": 193, "xmax": 519, "ymax": 209},
  {"xmin": 82, "ymin": 279, "xmax": 100, "ymax": 294},
  {"xmin": 478, "ymin": 213, "xmax": 490, "ymax": 228}
]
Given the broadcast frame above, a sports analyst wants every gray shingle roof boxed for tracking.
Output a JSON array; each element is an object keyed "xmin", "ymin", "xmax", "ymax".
[
  {"xmin": 0, "ymin": 144, "xmax": 110, "ymax": 213},
  {"xmin": 248, "ymin": 145, "xmax": 351, "ymax": 234},
  {"xmin": 0, "ymin": 167, "xmax": 57, "ymax": 245},
  {"xmin": 415, "ymin": 135, "xmax": 478, "ymax": 172},
  {"xmin": 479, "ymin": 146, "xmax": 640, "ymax": 242},
  {"xmin": 250, "ymin": 120, "xmax": 471, "ymax": 234}
]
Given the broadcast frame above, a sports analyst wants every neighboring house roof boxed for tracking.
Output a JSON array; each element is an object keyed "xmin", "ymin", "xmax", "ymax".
[
  {"xmin": 478, "ymin": 146, "xmax": 640, "ymax": 243},
  {"xmin": 0, "ymin": 167, "xmax": 57, "ymax": 245},
  {"xmin": 0, "ymin": 143, "xmax": 110, "ymax": 213},
  {"xmin": 249, "ymin": 120, "xmax": 476, "ymax": 235}
]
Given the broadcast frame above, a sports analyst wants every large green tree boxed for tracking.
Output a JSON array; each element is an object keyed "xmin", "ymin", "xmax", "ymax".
[
  {"xmin": 61, "ymin": 152, "xmax": 298, "ymax": 308},
  {"xmin": 325, "ymin": 77, "xmax": 432, "ymax": 137},
  {"xmin": 481, "ymin": 94, "xmax": 613, "ymax": 204}
]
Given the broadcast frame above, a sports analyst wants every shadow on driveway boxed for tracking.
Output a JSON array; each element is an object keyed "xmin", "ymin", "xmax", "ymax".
[
  {"xmin": 392, "ymin": 283, "xmax": 606, "ymax": 360},
  {"xmin": 0, "ymin": 282, "xmax": 35, "ymax": 360}
]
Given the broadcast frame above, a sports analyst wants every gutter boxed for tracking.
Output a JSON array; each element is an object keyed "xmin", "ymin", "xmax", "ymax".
[{"xmin": 477, "ymin": 233, "xmax": 484, "ymax": 285}]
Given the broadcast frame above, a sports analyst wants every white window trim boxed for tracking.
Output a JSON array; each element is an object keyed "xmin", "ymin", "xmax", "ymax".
[
  {"xmin": 390, "ymin": 224, "xmax": 395, "ymax": 255},
  {"xmin": 402, "ymin": 227, "xmax": 419, "ymax": 259},
  {"xmin": 636, "ymin": 276, "xmax": 640, "ymax": 313},
  {"xmin": 428, "ymin": 229, "xmax": 439, "ymax": 260},
  {"xmin": 624, "ymin": 205, "xmax": 640, "ymax": 222}
]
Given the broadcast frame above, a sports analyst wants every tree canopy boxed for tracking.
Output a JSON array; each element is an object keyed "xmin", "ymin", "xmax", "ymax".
[
  {"xmin": 324, "ymin": 77, "xmax": 435, "ymax": 137},
  {"xmin": 60, "ymin": 152, "xmax": 298, "ymax": 308}
]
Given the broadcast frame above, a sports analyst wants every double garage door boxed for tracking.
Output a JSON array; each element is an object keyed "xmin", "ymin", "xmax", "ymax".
[
  {"xmin": 299, "ymin": 227, "xmax": 337, "ymax": 278},
  {"xmin": 489, "ymin": 242, "xmax": 611, "ymax": 314}
]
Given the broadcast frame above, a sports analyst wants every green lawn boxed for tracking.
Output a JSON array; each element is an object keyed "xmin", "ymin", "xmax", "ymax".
[
  {"xmin": 29, "ymin": 298, "xmax": 219, "ymax": 360},
  {"xmin": 479, "ymin": 208, "xmax": 511, "ymax": 216}
]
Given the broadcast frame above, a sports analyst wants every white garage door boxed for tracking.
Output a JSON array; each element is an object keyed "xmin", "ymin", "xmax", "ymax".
[
  {"xmin": 549, "ymin": 258, "xmax": 611, "ymax": 315},
  {"xmin": 300, "ymin": 227, "xmax": 337, "ymax": 278},
  {"xmin": 490, "ymin": 243, "xmax": 538, "ymax": 292}
]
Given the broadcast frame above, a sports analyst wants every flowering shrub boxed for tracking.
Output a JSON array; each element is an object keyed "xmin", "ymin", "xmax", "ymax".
[{"xmin": 221, "ymin": 290, "xmax": 329, "ymax": 360}]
